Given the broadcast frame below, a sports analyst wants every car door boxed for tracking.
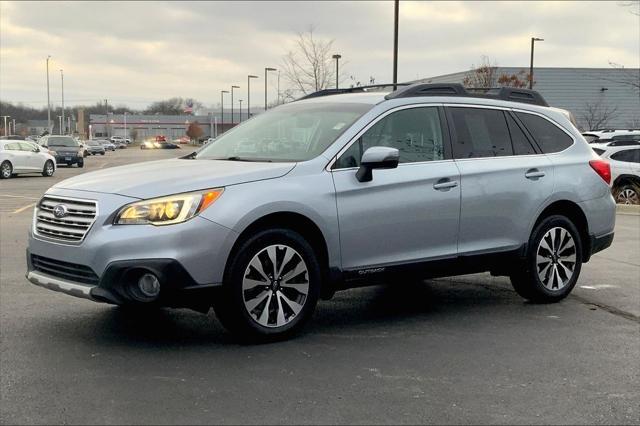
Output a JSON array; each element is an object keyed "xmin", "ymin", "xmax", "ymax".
[
  {"xmin": 610, "ymin": 148, "xmax": 640, "ymax": 180},
  {"xmin": 19, "ymin": 142, "xmax": 42, "ymax": 170},
  {"xmin": 6, "ymin": 142, "xmax": 29, "ymax": 171},
  {"xmin": 446, "ymin": 106, "xmax": 554, "ymax": 255},
  {"xmin": 331, "ymin": 105, "xmax": 461, "ymax": 271}
]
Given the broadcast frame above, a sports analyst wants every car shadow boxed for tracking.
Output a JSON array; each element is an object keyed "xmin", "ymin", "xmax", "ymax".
[{"xmin": 46, "ymin": 276, "xmax": 522, "ymax": 348}]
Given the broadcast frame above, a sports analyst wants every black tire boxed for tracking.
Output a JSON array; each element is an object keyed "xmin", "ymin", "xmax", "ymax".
[
  {"xmin": 100, "ymin": 152, "xmax": 105, "ymax": 156},
  {"xmin": 510, "ymin": 215, "xmax": 582, "ymax": 303},
  {"xmin": 1, "ymin": 161, "xmax": 12, "ymax": 179},
  {"xmin": 614, "ymin": 183, "xmax": 640, "ymax": 205},
  {"xmin": 213, "ymin": 228, "xmax": 321, "ymax": 341},
  {"xmin": 42, "ymin": 160, "xmax": 55, "ymax": 177},
  {"xmin": 77, "ymin": 159, "xmax": 84, "ymax": 168}
]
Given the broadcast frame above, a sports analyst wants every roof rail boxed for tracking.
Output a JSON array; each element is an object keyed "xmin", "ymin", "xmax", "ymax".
[
  {"xmin": 384, "ymin": 83, "xmax": 549, "ymax": 106},
  {"xmin": 297, "ymin": 83, "xmax": 410, "ymax": 100}
]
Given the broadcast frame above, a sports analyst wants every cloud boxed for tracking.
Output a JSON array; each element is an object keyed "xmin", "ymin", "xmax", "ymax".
[{"xmin": 1, "ymin": 1, "xmax": 638, "ymax": 108}]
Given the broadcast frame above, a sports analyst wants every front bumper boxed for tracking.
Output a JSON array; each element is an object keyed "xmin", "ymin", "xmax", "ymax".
[
  {"xmin": 54, "ymin": 153, "xmax": 81, "ymax": 164},
  {"xmin": 27, "ymin": 188, "xmax": 239, "ymax": 307}
]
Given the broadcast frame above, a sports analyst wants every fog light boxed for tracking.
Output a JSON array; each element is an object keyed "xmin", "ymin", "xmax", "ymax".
[{"xmin": 138, "ymin": 273, "xmax": 161, "ymax": 297}]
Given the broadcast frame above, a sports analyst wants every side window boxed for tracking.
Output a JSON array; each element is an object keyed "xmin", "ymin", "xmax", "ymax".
[
  {"xmin": 18, "ymin": 142, "xmax": 34, "ymax": 151},
  {"xmin": 506, "ymin": 113, "xmax": 537, "ymax": 155},
  {"xmin": 6, "ymin": 143, "xmax": 19, "ymax": 151},
  {"xmin": 610, "ymin": 149, "xmax": 640, "ymax": 163},
  {"xmin": 515, "ymin": 112, "xmax": 573, "ymax": 153},
  {"xmin": 334, "ymin": 107, "xmax": 445, "ymax": 168},
  {"xmin": 449, "ymin": 107, "xmax": 512, "ymax": 158}
]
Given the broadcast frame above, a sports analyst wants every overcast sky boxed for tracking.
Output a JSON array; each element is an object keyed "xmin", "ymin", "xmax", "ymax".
[{"xmin": 1, "ymin": 1, "xmax": 638, "ymax": 110}]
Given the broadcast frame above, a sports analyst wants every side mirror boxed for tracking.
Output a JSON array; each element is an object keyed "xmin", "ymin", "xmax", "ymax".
[
  {"xmin": 33, "ymin": 147, "xmax": 40, "ymax": 153},
  {"xmin": 355, "ymin": 146, "xmax": 399, "ymax": 182}
]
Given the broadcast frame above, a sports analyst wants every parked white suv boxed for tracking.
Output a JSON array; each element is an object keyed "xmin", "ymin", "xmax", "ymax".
[
  {"xmin": 0, "ymin": 140, "xmax": 56, "ymax": 179},
  {"xmin": 592, "ymin": 142, "xmax": 640, "ymax": 204},
  {"xmin": 110, "ymin": 136, "xmax": 131, "ymax": 144}
]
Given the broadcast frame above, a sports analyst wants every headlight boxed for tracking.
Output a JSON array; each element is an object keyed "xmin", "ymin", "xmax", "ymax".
[
  {"xmin": 114, "ymin": 189, "xmax": 224, "ymax": 225},
  {"xmin": 49, "ymin": 150, "xmax": 57, "ymax": 155}
]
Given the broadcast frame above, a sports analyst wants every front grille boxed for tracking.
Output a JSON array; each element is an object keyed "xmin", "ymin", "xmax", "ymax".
[
  {"xmin": 31, "ymin": 254, "xmax": 99, "ymax": 285},
  {"xmin": 35, "ymin": 196, "xmax": 97, "ymax": 243}
]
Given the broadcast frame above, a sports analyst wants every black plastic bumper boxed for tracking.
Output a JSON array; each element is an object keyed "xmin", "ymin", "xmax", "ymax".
[{"xmin": 586, "ymin": 232, "xmax": 614, "ymax": 262}]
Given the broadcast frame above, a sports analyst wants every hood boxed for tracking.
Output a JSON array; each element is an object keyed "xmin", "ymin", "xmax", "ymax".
[{"xmin": 53, "ymin": 158, "xmax": 296, "ymax": 199}]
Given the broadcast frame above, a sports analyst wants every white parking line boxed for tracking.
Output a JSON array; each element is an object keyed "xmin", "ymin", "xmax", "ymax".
[{"xmin": 12, "ymin": 202, "xmax": 36, "ymax": 214}]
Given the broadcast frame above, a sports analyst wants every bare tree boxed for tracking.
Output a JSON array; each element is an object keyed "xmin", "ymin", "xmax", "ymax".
[
  {"xmin": 497, "ymin": 70, "xmax": 533, "ymax": 88},
  {"xmin": 281, "ymin": 27, "xmax": 336, "ymax": 95},
  {"xmin": 580, "ymin": 101, "xmax": 619, "ymax": 130},
  {"xmin": 462, "ymin": 56, "xmax": 499, "ymax": 88}
]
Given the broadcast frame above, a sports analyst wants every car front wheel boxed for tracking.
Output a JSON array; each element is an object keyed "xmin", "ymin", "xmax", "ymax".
[
  {"xmin": 42, "ymin": 160, "xmax": 55, "ymax": 177},
  {"xmin": 213, "ymin": 228, "xmax": 321, "ymax": 340},
  {"xmin": 77, "ymin": 159, "xmax": 84, "ymax": 168},
  {"xmin": 1, "ymin": 161, "xmax": 12, "ymax": 179},
  {"xmin": 510, "ymin": 215, "xmax": 582, "ymax": 303}
]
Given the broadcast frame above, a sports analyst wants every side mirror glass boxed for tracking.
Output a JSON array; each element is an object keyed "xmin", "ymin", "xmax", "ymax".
[{"xmin": 355, "ymin": 146, "xmax": 399, "ymax": 182}]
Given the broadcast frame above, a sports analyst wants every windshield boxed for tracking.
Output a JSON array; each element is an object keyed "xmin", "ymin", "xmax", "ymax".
[
  {"xmin": 87, "ymin": 141, "xmax": 100, "ymax": 146},
  {"xmin": 196, "ymin": 102, "xmax": 371, "ymax": 162},
  {"xmin": 47, "ymin": 136, "xmax": 78, "ymax": 147}
]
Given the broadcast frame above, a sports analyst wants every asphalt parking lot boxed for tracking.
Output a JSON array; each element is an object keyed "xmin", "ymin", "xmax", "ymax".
[{"xmin": 1, "ymin": 148, "xmax": 638, "ymax": 425}]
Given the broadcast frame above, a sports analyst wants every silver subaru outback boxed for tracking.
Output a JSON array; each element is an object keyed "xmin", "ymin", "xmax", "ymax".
[{"xmin": 26, "ymin": 84, "xmax": 615, "ymax": 339}]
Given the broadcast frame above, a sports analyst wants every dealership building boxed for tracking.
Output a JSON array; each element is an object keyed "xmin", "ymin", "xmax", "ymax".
[
  {"xmin": 415, "ymin": 67, "xmax": 639, "ymax": 130},
  {"xmin": 89, "ymin": 111, "xmax": 251, "ymax": 140}
]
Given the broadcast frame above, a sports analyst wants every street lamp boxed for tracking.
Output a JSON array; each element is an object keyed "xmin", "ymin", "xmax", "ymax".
[
  {"xmin": 230, "ymin": 85, "xmax": 240, "ymax": 125},
  {"xmin": 530, "ymin": 37, "xmax": 544, "ymax": 89},
  {"xmin": 264, "ymin": 67, "xmax": 277, "ymax": 110},
  {"xmin": 124, "ymin": 112, "xmax": 127, "ymax": 141},
  {"xmin": 220, "ymin": 90, "xmax": 229, "ymax": 135},
  {"xmin": 60, "ymin": 69, "xmax": 65, "ymax": 134},
  {"xmin": 247, "ymin": 75, "xmax": 258, "ymax": 120},
  {"xmin": 332, "ymin": 54, "xmax": 342, "ymax": 89},
  {"xmin": 57, "ymin": 115, "xmax": 62, "ymax": 135},
  {"xmin": 46, "ymin": 56, "xmax": 51, "ymax": 133},
  {"xmin": 393, "ymin": 0, "xmax": 399, "ymax": 90},
  {"xmin": 238, "ymin": 100, "xmax": 243, "ymax": 122}
]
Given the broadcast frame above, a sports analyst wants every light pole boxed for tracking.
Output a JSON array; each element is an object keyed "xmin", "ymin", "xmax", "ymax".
[
  {"xmin": 220, "ymin": 90, "xmax": 229, "ymax": 135},
  {"xmin": 332, "ymin": 54, "xmax": 342, "ymax": 89},
  {"xmin": 393, "ymin": 0, "xmax": 399, "ymax": 90},
  {"xmin": 124, "ymin": 112, "xmax": 127, "ymax": 140},
  {"xmin": 57, "ymin": 115, "xmax": 62, "ymax": 135},
  {"xmin": 46, "ymin": 56, "xmax": 51, "ymax": 133},
  {"xmin": 238, "ymin": 100, "xmax": 243, "ymax": 121},
  {"xmin": 230, "ymin": 85, "xmax": 240, "ymax": 124},
  {"xmin": 1, "ymin": 116, "xmax": 9, "ymax": 136},
  {"xmin": 530, "ymin": 37, "xmax": 544, "ymax": 89},
  {"xmin": 247, "ymin": 75, "xmax": 258, "ymax": 120},
  {"xmin": 264, "ymin": 67, "xmax": 277, "ymax": 111},
  {"xmin": 60, "ymin": 69, "xmax": 65, "ymax": 134}
]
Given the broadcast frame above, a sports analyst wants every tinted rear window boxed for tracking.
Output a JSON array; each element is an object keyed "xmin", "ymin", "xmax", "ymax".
[
  {"xmin": 592, "ymin": 148, "xmax": 605, "ymax": 156},
  {"xmin": 449, "ymin": 107, "xmax": 512, "ymax": 158},
  {"xmin": 515, "ymin": 112, "xmax": 573, "ymax": 153},
  {"xmin": 506, "ymin": 113, "xmax": 537, "ymax": 155},
  {"xmin": 610, "ymin": 149, "xmax": 640, "ymax": 163},
  {"xmin": 47, "ymin": 136, "xmax": 77, "ymax": 147}
]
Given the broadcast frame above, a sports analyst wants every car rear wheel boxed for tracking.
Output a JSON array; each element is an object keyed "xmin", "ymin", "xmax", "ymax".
[
  {"xmin": 42, "ymin": 160, "xmax": 55, "ymax": 177},
  {"xmin": 0, "ymin": 161, "xmax": 12, "ymax": 179},
  {"xmin": 77, "ymin": 159, "xmax": 84, "ymax": 168},
  {"xmin": 510, "ymin": 215, "xmax": 582, "ymax": 303},
  {"xmin": 213, "ymin": 228, "xmax": 321, "ymax": 341},
  {"xmin": 615, "ymin": 184, "xmax": 639, "ymax": 205}
]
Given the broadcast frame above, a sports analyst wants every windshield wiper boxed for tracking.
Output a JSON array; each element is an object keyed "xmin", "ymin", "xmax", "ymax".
[{"xmin": 217, "ymin": 156, "xmax": 272, "ymax": 162}]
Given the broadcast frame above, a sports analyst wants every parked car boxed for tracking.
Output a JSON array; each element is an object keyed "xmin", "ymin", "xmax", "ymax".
[
  {"xmin": 592, "ymin": 144, "xmax": 640, "ymax": 204},
  {"xmin": 0, "ymin": 135, "xmax": 26, "ymax": 141},
  {"xmin": 155, "ymin": 135, "xmax": 167, "ymax": 142},
  {"xmin": 0, "ymin": 140, "xmax": 56, "ymax": 179},
  {"xmin": 38, "ymin": 135, "xmax": 84, "ymax": 167},
  {"xmin": 116, "ymin": 142, "xmax": 127, "ymax": 149},
  {"xmin": 110, "ymin": 136, "xmax": 131, "ymax": 144},
  {"xmin": 85, "ymin": 140, "xmax": 106, "ymax": 155},
  {"xmin": 98, "ymin": 140, "xmax": 116, "ymax": 151},
  {"xmin": 26, "ymin": 83, "xmax": 615, "ymax": 340},
  {"xmin": 584, "ymin": 130, "xmax": 640, "ymax": 144},
  {"xmin": 140, "ymin": 141, "xmax": 181, "ymax": 149}
]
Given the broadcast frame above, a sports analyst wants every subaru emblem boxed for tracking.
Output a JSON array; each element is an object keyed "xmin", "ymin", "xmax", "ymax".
[{"xmin": 53, "ymin": 204, "xmax": 68, "ymax": 218}]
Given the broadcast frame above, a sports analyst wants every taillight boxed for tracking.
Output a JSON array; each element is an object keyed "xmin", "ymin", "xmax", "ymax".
[{"xmin": 589, "ymin": 159, "xmax": 611, "ymax": 184}]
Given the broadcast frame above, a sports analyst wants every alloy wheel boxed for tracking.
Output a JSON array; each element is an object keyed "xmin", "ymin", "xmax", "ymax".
[
  {"xmin": 616, "ymin": 188, "xmax": 639, "ymax": 205},
  {"xmin": 242, "ymin": 244, "xmax": 309, "ymax": 328},
  {"xmin": 536, "ymin": 227, "xmax": 576, "ymax": 291},
  {"xmin": 1, "ymin": 163, "xmax": 11, "ymax": 178},
  {"xmin": 45, "ymin": 162, "xmax": 54, "ymax": 176}
]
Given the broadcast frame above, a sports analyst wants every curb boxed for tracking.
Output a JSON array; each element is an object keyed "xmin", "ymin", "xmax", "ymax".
[{"xmin": 616, "ymin": 204, "xmax": 640, "ymax": 215}]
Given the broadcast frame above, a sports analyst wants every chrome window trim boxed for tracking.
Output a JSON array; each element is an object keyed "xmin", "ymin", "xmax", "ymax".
[
  {"xmin": 326, "ymin": 103, "xmax": 445, "ymax": 171},
  {"xmin": 32, "ymin": 195, "xmax": 99, "ymax": 246}
]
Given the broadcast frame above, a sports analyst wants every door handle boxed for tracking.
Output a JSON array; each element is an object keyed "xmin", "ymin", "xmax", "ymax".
[
  {"xmin": 525, "ymin": 169, "xmax": 546, "ymax": 179},
  {"xmin": 433, "ymin": 179, "xmax": 458, "ymax": 190}
]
